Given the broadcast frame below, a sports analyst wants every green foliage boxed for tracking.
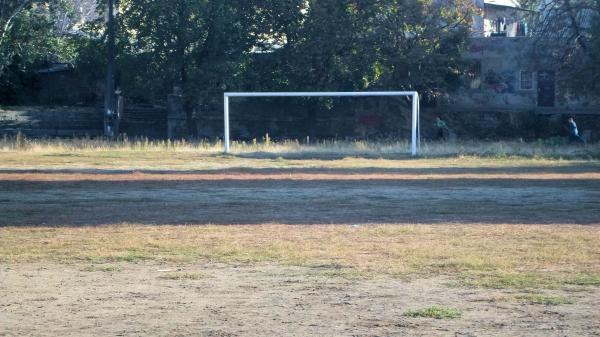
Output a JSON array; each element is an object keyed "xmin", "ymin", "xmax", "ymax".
[
  {"xmin": 116, "ymin": 0, "xmax": 288, "ymax": 105},
  {"xmin": 1, "ymin": 0, "xmax": 476, "ymax": 108},
  {"xmin": 0, "ymin": 1, "xmax": 84, "ymax": 101},
  {"xmin": 249, "ymin": 0, "xmax": 474, "ymax": 95}
]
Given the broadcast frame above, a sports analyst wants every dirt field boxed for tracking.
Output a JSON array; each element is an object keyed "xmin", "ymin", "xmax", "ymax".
[
  {"xmin": 2, "ymin": 262, "xmax": 599, "ymax": 337},
  {"xmin": 1, "ymin": 151, "xmax": 599, "ymax": 336}
]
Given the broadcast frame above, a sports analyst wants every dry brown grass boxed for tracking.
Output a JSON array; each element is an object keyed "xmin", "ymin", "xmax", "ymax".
[
  {"xmin": 1, "ymin": 224, "xmax": 599, "ymax": 288},
  {"xmin": 1, "ymin": 137, "xmax": 599, "ymax": 167},
  {"xmin": 0, "ymin": 146, "xmax": 598, "ymax": 172}
]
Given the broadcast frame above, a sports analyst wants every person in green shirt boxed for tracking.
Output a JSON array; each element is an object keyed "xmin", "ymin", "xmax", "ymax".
[{"xmin": 435, "ymin": 116, "xmax": 449, "ymax": 141}]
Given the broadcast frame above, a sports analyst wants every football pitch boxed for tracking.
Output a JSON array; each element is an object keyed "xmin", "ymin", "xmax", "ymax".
[{"xmin": 1, "ymin": 144, "xmax": 599, "ymax": 336}]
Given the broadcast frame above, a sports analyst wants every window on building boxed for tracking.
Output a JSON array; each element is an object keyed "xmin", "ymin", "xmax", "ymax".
[
  {"xmin": 491, "ymin": 17, "xmax": 508, "ymax": 37},
  {"xmin": 520, "ymin": 70, "xmax": 533, "ymax": 90},
  {"xmin": 496, "ymin": 17, "xmax": 506, "ymax": 32},
  {"xmin": 516, "ymin": 21, "xmax": 529, "ymax": 37}
]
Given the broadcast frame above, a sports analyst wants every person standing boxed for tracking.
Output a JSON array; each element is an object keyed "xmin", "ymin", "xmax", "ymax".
[
  {"xmin": 434, "ymin": 116, "xmax": 449, "ymax": 141},
  {"xmin": 568, "ymin": 117, "xmax": 585, "ymax": 144}
]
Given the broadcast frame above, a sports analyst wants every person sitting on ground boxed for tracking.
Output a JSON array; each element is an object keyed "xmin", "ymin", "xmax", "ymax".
[
  {"xmin": 568, "ymin": 117, "xmax": 585, "ymax": 144},
  {"xmin": 434, "ymin": 116, "xmax": 449, "ymax": 141}
]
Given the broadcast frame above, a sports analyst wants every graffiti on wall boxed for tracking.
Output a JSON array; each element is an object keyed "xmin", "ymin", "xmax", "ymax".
[{"xmin": 484, "ymin": 69, "xmax": 515, "ymax": 93}]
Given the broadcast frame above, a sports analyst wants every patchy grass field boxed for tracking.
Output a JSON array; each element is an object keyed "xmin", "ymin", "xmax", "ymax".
[{"xmin": 1, "ymin": 141, "xmax": 599, "ymax": 336}]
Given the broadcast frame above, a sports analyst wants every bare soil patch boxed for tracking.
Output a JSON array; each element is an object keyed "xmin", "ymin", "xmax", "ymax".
[
  {"xmin": 1, "ymin": 158, "xmax": 599, "ymax": 335},
  {"xmin": 1, "ymin": 262, "xmax": 599, "ymax": 337}
]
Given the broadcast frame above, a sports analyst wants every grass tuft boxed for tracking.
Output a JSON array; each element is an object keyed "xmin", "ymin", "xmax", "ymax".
[
  {"xmin": 80, "ymin": 265, "xmax": 121, "ymax": 273},
  {"xmin": 115, "ymin": 249, "xmax": 152, "ymax": 263},
  {"xmin": 566, "ymin": 274, "xmax": 600, "ymax": 286},
  {"xmin": 158, "ymin": 272, "xmax": 205, "ymax": 280},
  {"xmin": 516, "ymin": 294, "xmax": 574, "ymax": 305},
  {"xmin": 459, "ymin": 272, "xmax": 558, "ymax": 289},
  {"xmin": 403, "ymin": 306, "xmax": 463, "ymax": 319}
]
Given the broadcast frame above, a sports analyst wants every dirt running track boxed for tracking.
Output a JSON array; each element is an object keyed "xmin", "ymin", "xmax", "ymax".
[{"xmin": 1, "ymin": 166, "xmax": 599, "ymax": 225}]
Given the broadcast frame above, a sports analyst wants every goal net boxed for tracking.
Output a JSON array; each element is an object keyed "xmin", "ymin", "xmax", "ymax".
[{"xmin": 223, "ymin": 91, "xmax": 421, "ymax": 155}]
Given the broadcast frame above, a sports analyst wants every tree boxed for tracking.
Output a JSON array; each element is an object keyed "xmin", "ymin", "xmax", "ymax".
[
  {"xmin": 1, "ymin": 0, "xmax": 480, "ymax": 117},
  {"xmin": 238, "ymin": 0, "xmax": 475, "ymax": 138},
  {"xmin": 252, "ymin": 0, "xmax": 475, "ymax": 96},
  {"xmin": 0, "ymin": 0, "xmax": 32, "ymax": 42},
  {"xmin": 1, "ymin": 0, "xmax": 34, "ymax": 76},
  {"xmin": 0, "ymin": 0, "xmax": 83, "ymax": 102},
  {"xmin": 529, "ymin": 0, "xmax": 600, "ymax": 96},
  {"xmin": 116, "ymin": 0, "xmax": 272, "ymax": 104}
]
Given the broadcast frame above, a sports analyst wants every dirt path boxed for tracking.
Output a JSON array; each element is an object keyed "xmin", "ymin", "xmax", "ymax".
[
  {"xmin": 1, "ymin": 262, "xmax": 598, "ymax": 337},
  {"xmin": 1, "ymin": 168, "xmax": 599, "ymax": 226},
  {"xmin": 2, "ymin": 170, "xmax": 600, "ymax": 182}
]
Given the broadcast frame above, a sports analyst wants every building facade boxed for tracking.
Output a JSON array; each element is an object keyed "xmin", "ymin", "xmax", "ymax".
[{"xmin": 443, "ymin": 0, "xmax": 599, "ymax": 114}]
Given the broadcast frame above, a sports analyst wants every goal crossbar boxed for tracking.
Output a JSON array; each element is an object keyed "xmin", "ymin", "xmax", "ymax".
[{"xmin": 223, "ymin": 91, "xmax": 420, "ymax": 155}]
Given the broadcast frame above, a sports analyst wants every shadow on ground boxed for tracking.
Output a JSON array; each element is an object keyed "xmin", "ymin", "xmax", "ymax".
[
  {"xmin": 1, "ymin": 166, "xmax": 599, "ymax": 226},
  {"xmin": 1, "ymin": 162, "xmax": 599, "ymax": 175}
]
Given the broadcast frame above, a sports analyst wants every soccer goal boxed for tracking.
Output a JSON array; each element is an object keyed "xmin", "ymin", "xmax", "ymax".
[{"xmin": 223, "ymin": 91, "xmax": 421, "ymax": 155}]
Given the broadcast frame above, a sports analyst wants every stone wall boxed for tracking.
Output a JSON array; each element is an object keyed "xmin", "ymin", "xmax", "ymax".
[
  {"xmin": 0, "ymin": 106, "xmax": 103, "ymax": 137},
  {"xmin": 0, "ymin": 105, "xmax": 166, "ymax": 139}
]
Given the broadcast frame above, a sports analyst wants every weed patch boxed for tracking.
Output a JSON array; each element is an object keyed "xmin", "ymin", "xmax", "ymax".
[
  {"xmin": 566, "ymin": 273, "xmax": 600, "ymax": 286},
  {"xmin": 115, "ymin": 249, "xmax": 152, "ymax": 263},
  {"xmin": 403, "ymin": 306, "xmax": 463, "ymax": 319},
  {"xmin": 459, "ymin": 272, "xmax": 561, "ymax": 289},
  {"xmin": 158, "ymin": 272, "xmax": 205, "ymax": 280},
  {"xmin": 80, "ymin": 265, "xmax": 122, "ymax": 273},
  {"xmin": 516, "ymin": 294, "xmax": 574, "ymax": 305}
]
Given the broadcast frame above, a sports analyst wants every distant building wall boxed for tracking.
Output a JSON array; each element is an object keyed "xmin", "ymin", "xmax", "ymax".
[
  {"xmin": 471, "ymin": 1, "xmax": 529, "ymax": 38},
  {"xmin": 443, "ymin": 37, "xmax": 600, "ymax": 114}
]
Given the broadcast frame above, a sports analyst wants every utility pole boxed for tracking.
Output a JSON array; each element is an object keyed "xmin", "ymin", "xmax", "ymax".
[{"xmin": 104, "ymin": 0, "xmax": 116, "ymax": 138}]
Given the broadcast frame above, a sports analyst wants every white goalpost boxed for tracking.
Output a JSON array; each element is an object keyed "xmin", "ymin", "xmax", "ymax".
[{"xmin": 223, "ymin": 91, "xmax": 421, "ymax": 155}]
